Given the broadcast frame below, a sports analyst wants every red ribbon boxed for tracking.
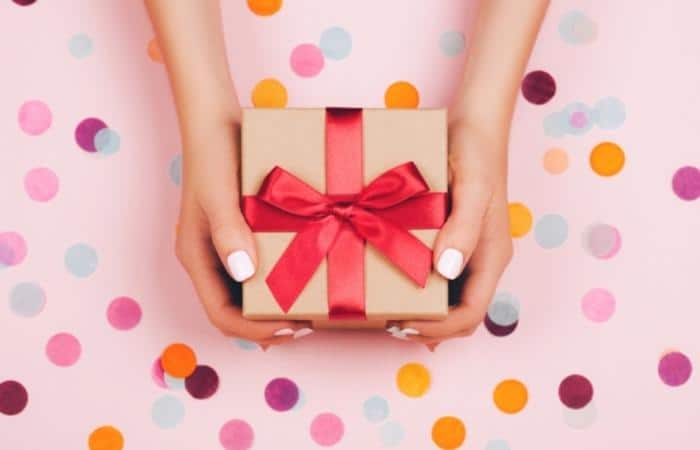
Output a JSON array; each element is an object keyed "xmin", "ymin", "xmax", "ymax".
[{"xmin": 241, "ymin": 109, "xmax": 447, "ymax": 319}]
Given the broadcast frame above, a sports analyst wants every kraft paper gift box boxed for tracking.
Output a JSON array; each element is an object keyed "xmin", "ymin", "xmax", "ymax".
[{"xmin": 240, "ymin": 108, "xmax": 448, "ymax": 329}]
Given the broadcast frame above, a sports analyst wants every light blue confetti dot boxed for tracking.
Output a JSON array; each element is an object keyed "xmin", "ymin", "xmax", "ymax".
[
  {"xmin": 439, "ymin": 31, "xmax": 465, "ymax": 57},
  {"xmin": 164, "ymin": 373, "xmax": 185, "ymax": 391},
  {"xmin": 94, "ymin": 128, "xmax": 120, "ymax": 155},
  {"xmin": 169, "ymin": 154, "xmax": 182, "ymax": 187},
  {"xmin": 535, "ymin": 214, "xmax": 568, "ymax": 249},
  {"xmin": 559, "ymin": 11, "xmax": 597, "ymax": 45},
  {"xmin": 543, "ymin": 111, "xmax": 569, "ymax": 138},
  {"xmin": 593, "ymin": 97, "xmax": 626, "ymax": 130},
  {"xmin": 292, "ymin": 389, "xmax": 306, "ymax": 411},
  {"xmin": 363, "ymin": 395, "xmax": 389, "ymax": 423},
  {"xmin": 488, "ymin": 292, "xmax": 520, "ymax": 327},
  {"xmin": 319, "ymin": 26, "xmax": 352, "ymax": 60},
  {"xmin": 234, "ymin": 338, "xmax": 259, "ymax": 351},
  {"xmin": 151, "ymin": 395, "xmax": 185, "ymax": 429},
  {"xmin": 69, "ymin": 33, "xmax": 93, "ymax": 58},
  {"xmin": 485, "ymin": 439, "xmax": 511, "ymax": 450},
  {"xmin": 9, "ymin": 282, "xmax": 45, "ymax": 317},
  {"xmin": 379, "ymin": 421, "xmax": 405, "ymax": 447},
  {"xmin": 65, "ymin": 243, "xmax": 98, "ymax": 277}
]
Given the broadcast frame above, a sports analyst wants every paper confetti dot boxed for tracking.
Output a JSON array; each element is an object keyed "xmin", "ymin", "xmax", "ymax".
[
  {"xmin": 290, "ymin": 43, "xmax": 324, "ymax": 77},
  {"xmin": 487, "ymin": 292, "xmax": 520, "ymax": 327},
  {"xmin": 233, "ymin": 339, "xmax": 259, "ymax": 351},
  {"xmin": 431, "ymin": 416, "xmax": 466, "ymax": 450},
  {"xmin": 363, "ymin": 395, "xmax": 389, "ymax": 423},
  {"xmin": 310, "ymin": 412, "xmax": 344, "ymax": 446},
  {"xmin": 439, "ymin": 31, "xmax": 465, "ymax": 57},
  {"xmin": 151, "ymin": 358, "xmax": 167, "ymax": 389},
  {"xmin": 396, "ymin": 362, "xmax": 431, "ymax": 398},
  {"xmin": 535, "ymin": 214, "xmax": 568, "ymax": 249},
  {"xmin": 88, "ymin": 426, "xmax": 124, "ymax": 450},
  {"xmin": 169, "ymin": 154, "xmax": 182, "ymax": 186},
  {"xmin": 13, "ymin": 0, "xmax": 36, "ymax": 5},
  {"xmin": 658, "ymin": 351, "xmax": 692, "ymax": 387},
  {"xmin": 24, "ymin": 167, "xmax": 59, "ymax": 202},
  {"xmin": 543, "ymin": 148, "xmax": 569, "ymax": 174},
  {"xmin": 265, "ymin": 377, "xmax": 299, "ymax": 411},
  {"xmin": 582, "ymin": 223, "xmax": 621, "ymax": 259},
  {"xmin": 486, "ymin": 439, "xmax": 510, "ymax": 450},
  {"xmin": 484, "ymin": 315, "xmax": 518, "ymax": 337},
  {"xmin": 161, "ymin": 343, "xmax": 197, "ymax": 378},
  {"xmin": 559, "ymin": 10, "xmax": 597, "ymax": 45},
  {"xmin": 107, "ymin": 297, "xmax": 142, "ymax": 330},
  {"xmin": 590, "ymin": 142, "xmax": 625, "ymax": 176},
  {"xmin": 75, "ymin": 118, "xmax": 107, "ymax": 152},
  {"xmin": 220, "ymin": 419, "xmax": 255, "ymax": 450},
  {"xmin": 563, "ymin": 401, "xmax": 597, "ymax": 429},
  {"xmin": 9, "ymin": 282, "xmax": 45, "ymax": 317},
  {"xmin": 672, "ymin": 166, "xmax": 700, "ymax": 201},
  {"xmin": 151, "ymin": 395, "xmax": 185, "ymax": 429},
  {"xmin": 521, "ymin": 70, "xmax": 556, "ymax": 105},
  {"xmin": 379, "ymin": 421, "xmax": 405, "ymax": 447},
  {"xmin": 18, "ymin": 100, "xmax": 52, "ymax": 135},
  {"xmin": 247, "ymin": 0, "xmax": 282, "ymax": 16},
  {"xmin": 65, "ymin": 243, "xmax": 98, "ymax": 277},
  {"xmin": 508, "ymin": 202, "xmax": 533, "ymax": 238},
  {"xmin": 185, "ymin": 365, "xmax": 219, "ymax": 399},
  {"xmin": 319, "ymin": 26, "xmax": 352, "ymax": 60},
  {"xmin": 251, "ymin": 78, "xmax": 288, "ymax": 108},
  {"xmin": 559, "ymin": 374, "xmax": 594, "ymax": 409},
  {"xmin": 385, "ymin": 81, "xmax": 419, "ymax": 108},
  {"xmin": 164, "ymin": 373, "xmax": 185, "ymax": 391},
  {"xmin": 0, "ymin": 232, "xmax": 27, "ymax": 268},
  {"xmin": 0, "ymin": 380, "xmax": 28, "ymax": 415},
  {"xmin": 94, "ymin": 128, "xmax": 121, "ymax": 155},
  {"xmin": 493, "ymin": 379, "xmax": 528, "ymax": 414},
  {"xmin": 147, "ymin": 37, "xmax": 163, "ymax": 63},
  {"xmin": 593, "ymin": 97, "xmax": 626, "ymax": 130},
  {"xmin": 46, "ymin": 332, "xmax": 81, "ymax": 367},
  {"xmin": 69, "ymin": 33, "xmax": 93, "ymax": 58},
  {"xmin": 581, "ymin": 288, "xmax": 615, "ymax": 323}
]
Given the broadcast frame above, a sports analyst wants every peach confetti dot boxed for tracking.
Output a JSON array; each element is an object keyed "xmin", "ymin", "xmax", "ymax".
[
  {"xmin": 247, "ymin": 0, "xmax": 282, "ymax": 16},
  {"xmin": 543, "ymin": 148, "xmax": 569, "ymax": 174},
  {"xmin": 493, "ymin": 379, "xmax": 528, "ymax": 414},
  {"xmin": 384, "ymin": 81, "xmax": 420, "ymax": 108},
  {"xmin": 88, "ymin": 425, "xmax": 124, "ymax": 450},
  {"xmin": 431, "ymin": 416, "xmax": 466, "ymax": 449},
  {"xmin": 396, "ymin": 362, "xmax": 431, "ymax": 398},
  {"xmin": 147, "ymin": 37, "xmax": 163, "ymax": 63},
  {"xmin": 161, "ymin": 343, "xmax": 197, "ymax": 378},
  {"xmin": 590, "ymin": 142, "xmax": 625, "ymax": 176},
  {"xmin": 508, "ymin": 202, "xmax": 533, "ymax": 238},
  {"xmin": 251, "ymin": 78, "xmax": 288, "ymax": 108}
]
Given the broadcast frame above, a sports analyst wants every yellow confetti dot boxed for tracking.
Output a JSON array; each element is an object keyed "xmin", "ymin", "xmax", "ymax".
[
  {"xmin": 88, "ymin": 426, "xmax": 124, "ymax": 450},
  {"xmin": 396, "ymin": 362, "xmax": 431, "ymax": 398},
  {"xmin": 251, "ymin": 78, "xmax": 288, "ymax": 108},
  {"xmin": 384, "ymin": 81, "xmax": 420, "ymax": 108},
  {"xmin": 493, "ymin": 379, "xmax": 528, "ymax": 414},
  {"xmin": 508, "ymin": 202, "xmax": 533, "ymax": 238},
  {"xmin": 543, "ymin": 148, "xmax": 569, "ymax": 174},
  {"xmin": 431, "ymin": 416, "xmax": 466, "ymax": 449},
  {"xmin": 590, "ymin": 142, "xmax": 625, "ymax": 176},
  {"xmin": 147, "ymin": 37, "xmax": 163, "ymax": 63},
  {"xmin": 247, "ymin": 0, "xmax": 282, "ymax": 16}
]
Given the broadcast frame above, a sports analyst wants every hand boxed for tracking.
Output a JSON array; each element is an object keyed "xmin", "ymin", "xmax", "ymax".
[
  {"xmin": 175, "ymin": 120, "xmax": 312, "ymax": 345},
  {"xmin": 391, "ymin": 120, "xmax": 513, "ymax": 345}
]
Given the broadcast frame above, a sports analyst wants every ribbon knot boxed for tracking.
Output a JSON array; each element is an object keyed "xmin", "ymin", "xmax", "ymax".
[{"xmin": 329, "ymin": 201, "xmax": 355, "ymax": 220}]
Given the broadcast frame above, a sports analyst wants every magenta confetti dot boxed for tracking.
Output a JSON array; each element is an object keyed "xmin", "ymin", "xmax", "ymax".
[
  {"xmin": 484, "ymin": 315, "xmax": 518, "ymax": 337},
  {"xmin": 658, "ymin": 351, "xmax": 692, "ymax": 387},
  {"xmin": 152, "ymin": 357, "xmax": 167, "ymax": 388},
  {"xmin": 18, "ymin": 100, "xmax": 51, "ymax": 135},
  {"xmin": 24, "ymin": 167, "xmax": 59, "ymax": 202},
  {"xmin": 0, "ymin": 232, "xmax": 27, "ymax": 267},
  {"xmin": 0, "ymin": 380, "xmax": 28, "ymax": 415},
  {"xmin": 185, "ymin": 365, "xmax": 219, "ymax": 400},
  {"xmin": 290, "ymin": 43, "xmax": 325, "ymax": 77},
  {"xmin": 74, "ymin": 117, "xmax": 107, "ymax": 152},
  {"xmin": 672, "ymin": 166, "xmax": 700, "ymax": 201},
  {"xmin": 559, "ymin": 374, "xmax": 594, "ymax": 409},
  {"xmin": 264, "ymin": 377, "xmax": 299, "ymax": 411},
  {"xmin": 13, "ymin": 0, "xmax": 37, "ymax": 5},
  {"xmin": 106, "ymin": 296, "xmax": 142, "ymax": 330},
  {"xmin": 310, "ymin": 412, "xmax": 344, "ymax": 446},
  {"xmin": 219, "ymin": 419, "xmax": 254, "ymax": 450},
  {"xmin": 45, "ymin": 332, "xmax": 81, "ymax": 367},
  {"xmin": 581, "ymin": 288, "xmax": 616, "ymax": 323},
  {"xmin": 521, "ymin": 70, "xmax": 556, "ymax": 105}
]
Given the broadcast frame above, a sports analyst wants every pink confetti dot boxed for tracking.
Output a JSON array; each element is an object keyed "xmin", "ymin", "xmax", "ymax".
[
  {"xmin": 106, "ymin": 296, "xmax": 142, "ymax": 330},
  {"xmin": 581, "ymin": 288, "xmax": 615, "ymax": 323},
  {"xmin": 310, "ymin": 412, "xmax": 344, "ymax": 446},
  {"xmin": 569, "ymin": 111, "xmax": 588, "ymax": 128},
  {"xmin": 45, "ymin": 332, "xmax": 81, "ymax": 367},
  {"xmin": 290, "ymin": 43, "xmax": 324, "ymax": 77},
  {"xmin": 18, "ymin": 100, "xmax": 52, "ymax": 135},
  {"xmin": 672, "ymin": 166, "xmax": 700, "ymax": 201},
  {"xmin": 583, "ymin": 223, "xmax": 621, "ymax": 259},
  {"xmin": 0, "ymin": 232, "xmax": 27, "ymax": 267},
  {"xmin": 152, "ymin": 357, "xmax": 167, "ymax": 388},
  {"xmin": 219, "ymin": 419, "xmax": 254, "ymax": 450},
  {"xmin": 24, "ymin": 168, "xmax": 59, "ymax": 202}
]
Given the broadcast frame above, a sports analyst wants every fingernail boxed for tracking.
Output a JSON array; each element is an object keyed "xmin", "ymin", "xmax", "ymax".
[
  {"xmin": 386, "ymin": 326, "xmax": 400, "ymax": 334},
  {"xmin": 293, "ymin": 328, "xmax": 314, "ymax": 339},
  {"xmin": 389, "ymin": 330, "xmax": 408, "ymax": 340},
  {"xmin": 401, "ymin": 328, "xmax": 420, "ymax": 336},
  {"xmin": 273, "ymin": 328, "xmax": 295, "ymax": 337},
  {"xmin": 227, "ymin": 250, "xmax": 255, "ymax": 282},
  {"xmin": 436, "ymin": 248, "xmax": 464, "ymax": 280}
]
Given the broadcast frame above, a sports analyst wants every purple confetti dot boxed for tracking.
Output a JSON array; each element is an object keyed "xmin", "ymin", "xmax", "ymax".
[
  {"xmin": 264, "ymin": 377, "xmax": 299, "ymax": 412},
  {"xmin": 75, "ymin": 118, "xmax": 107, "ymax": 152},
  {"xmin": 484, "ymin": 315, "xmax": 518, "ymax": 337},
  {"xmin": 0, "ymin": 380, "xmax": 28, "ymax": 415},
  {"xmin": 521, "ymin": 70, "xmax": 556, "ymax": 105},
  {"xmin": 558, "ymin": 374, "xmax": 594, "ymax": 409},
  {"xmin": 658, "ymin": 352, "xmax": 692, "ymax": 387},
  {"xmin": 672, "ymin": 166, "xmax": 700, "ymax": 201},
  {"xmin": 185, "ymin": 365, "xmax": 219, "ymax": 399}
]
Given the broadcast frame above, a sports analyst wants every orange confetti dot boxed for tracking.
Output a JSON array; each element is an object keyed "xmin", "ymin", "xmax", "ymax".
[
  {"xmin": 147, "ymin": 37, "xmax": 163, "ymax": 63},
  {"xmin": 508, "ymin": 202, "xmax": 533, "ymax": 238},
  {"xmin": 431, "ymin": 416, "xmax": 466, "ymax": 449},
  {"xmin": 493, "ymin": 379, "xmax": 528, "ymax": 414},
  {"xmin": 247, "ymin": 0, "xmax": 282, "ymax": 16},
  {"xmin": 384, "ymin": 81, "xmax": 420, "ymax": 108},
  {"xmin": 543, "ymin": 148, "xmax": 569, "ymax": 174},
  {"xmin": 251, "ymin": 78, "xmax": 288, "ymax": 108},
  {"xmin": 396, "ymin": 362, "xmax": 431, "ymax": 398},
  {"xmin": 161, "ymin": 343, "xmax": 197, "ymax": 378},
  {"xmin": 88, "ymin": 425, "xmax": 124, "ymax": 450},
  {"xmin": 590, "ymin": 142, "xmax": 625, "ymax": 176}
]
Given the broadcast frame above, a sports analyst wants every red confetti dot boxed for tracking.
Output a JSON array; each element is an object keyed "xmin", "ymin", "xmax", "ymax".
[
  {"xmin": 558, "ymin": 374, "xmax": 593, "ymax": 409},
  {"xmin": 0, "ymin": 380, "xmax": 28, "ymax": 415},
  {"xmin": 522, "ymin": 70, "xmax": 556, "ymax": 105}
]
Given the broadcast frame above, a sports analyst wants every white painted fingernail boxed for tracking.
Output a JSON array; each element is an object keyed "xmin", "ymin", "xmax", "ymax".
[
  {"xmin": 436, "ymin": 248, "xmax": 464, "ymax": 280},
  {"xmin": 294, "ymin": 328, "xmax": 314, "ymax": 339},
  {"xmin": 386, "ymin": 326, "xmax": 400, "ymax": 334},
  {"xmin": 227, "ymin": 250, "xmax": 255, "ymax": 282},
  {"xmin": 391, "ymin": 331, "xmax": 408, "ymax": 340},
  {"xmin": 401, "ymin": 328, "xmax": 420, "ymax": 336},
  {"xmin": 273, "ymin": 328, "xmax": 295, "ymax": 336}
]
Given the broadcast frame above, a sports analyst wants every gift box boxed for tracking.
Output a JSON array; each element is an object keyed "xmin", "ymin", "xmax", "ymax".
[{"xmin": 240, "ymin": 108, "xmax": 448, "ymax": 329}]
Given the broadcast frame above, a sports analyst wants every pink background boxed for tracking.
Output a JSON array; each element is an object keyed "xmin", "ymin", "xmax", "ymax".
[{"xmin": 1, "ymin": 0, "xmax": 699, "ymax": 449}]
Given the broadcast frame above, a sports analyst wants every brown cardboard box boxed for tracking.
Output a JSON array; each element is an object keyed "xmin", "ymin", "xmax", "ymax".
[{"xmin": 240, "ymin": 108, "xmax": 448, "ymax": 329}]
